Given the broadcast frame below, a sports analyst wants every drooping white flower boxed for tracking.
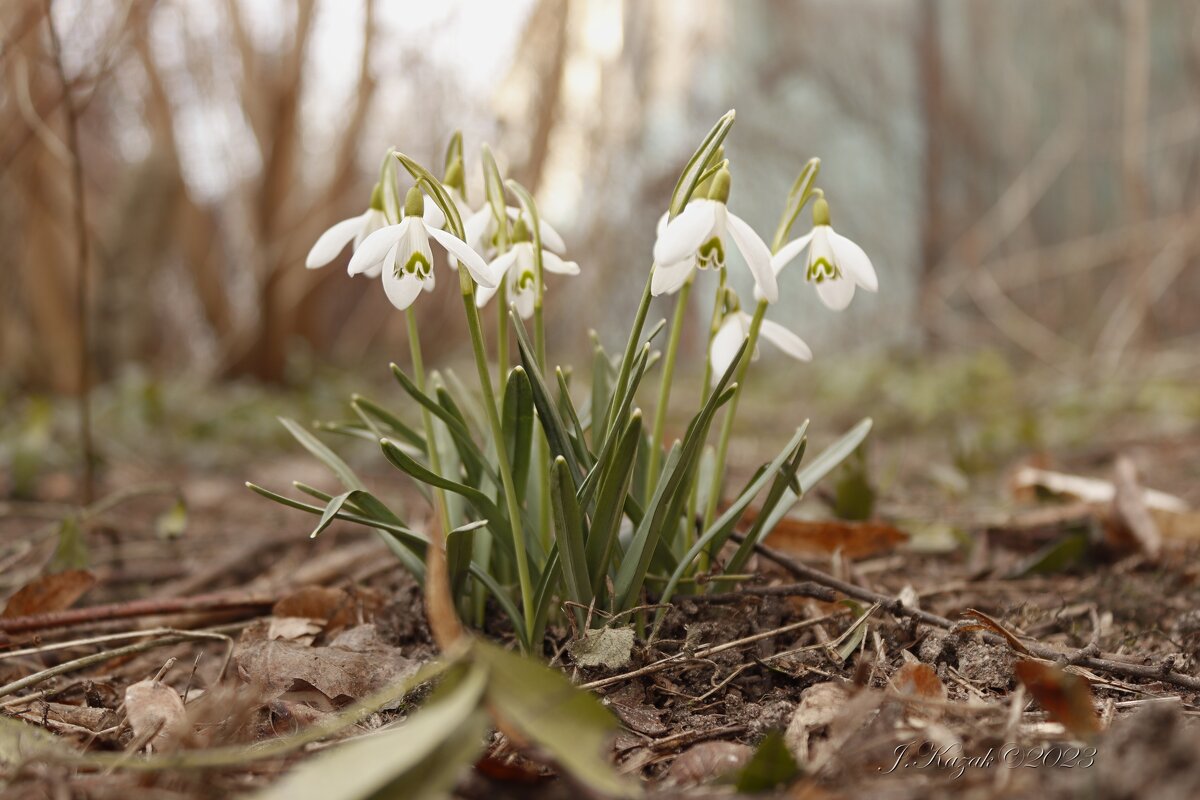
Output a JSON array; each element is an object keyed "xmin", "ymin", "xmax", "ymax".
[
  {"xmin": 305, "ymin": 183, "xmax": 388, "ymax": 269},
  {"xmin": 464, "ymin": 205, "xmax": 567, "ymax": 261},
  {"xmin": 762, "ymin": 196, "xmax": 877, "ymax": 311},
  {"xmin": 347, "ymin": 187, "xmax": 496, "ymax": 311},
  {"xmin": 476, "ymin": 219, "xmax": 579, "ymax": 319},
  {"xmin": 710, "ymin": 311, "xmax": 812, "ymax": 381},
  {"xmin": 650, "ymin": 168, "xmax": 778, "ymax": 303}
]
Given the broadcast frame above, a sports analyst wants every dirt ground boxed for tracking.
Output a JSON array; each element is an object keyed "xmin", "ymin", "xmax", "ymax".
[{"xmin": 1, "ymin": 356, "xmax": 1198, "ymax": 798}]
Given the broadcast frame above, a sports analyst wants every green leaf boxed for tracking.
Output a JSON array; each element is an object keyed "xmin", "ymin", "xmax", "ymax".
[
  {"xmin": 725, "ymin": 438, "xmax": 808, "ymax": 575},
  {"xmin": 833, "ymin": 445, "xmax": 874, "ymax": 521},
  {"xmin": 550, "ymin": 456, "xmax": 591, "ymax": 611},
  {"xmin": 278, "ymin": 417, "xmax": 364, "ymax": 490},
  {"xmin": 511, "ymin": 313, "xmax": 583, "ymax": 480},
  {"xmin": 435, "ymin": 385, "xmax": 484, "ymax": 486},
  {"xmin": 655, "ymin": 425, "xmax": 808, "ymax": 621},
  {"xmin": 252, "ymin": 662, "xmax": 489, "ymax": 800},
  {"xmin": 669, "ymin": 109, "xmax": 736, "ymax": 218},
  {"xmin": 757, "ymin": 418, "xmax": 874, "ymax": 543},
  {"xmin": 350, "ymin": 394, "xmax": 426, "ymax": 452},
  {"xmin": 481, "ymin": 144, "xmax": 509, "ymax": 246},
  {"xmin": 48, "ymin": 515, "xmax": 88, "ymax": 572},
  {"xmin": 589, "ymin": 338, "xmax": 615, "ymax": 437},
  {"xmin": 733, "ymin": 730, "xmax": 800, "ymax": 793},
  {"xmin": 474, "ymin": 642, "xmax": 633, "ymax": 798},
  {"xmin": 585, "ymin": 411, "xmax": 642, "ymax": 593},
  {"xmin": 770, "ymin": 157, "xmax": 821, "ymax": 252},
  {"xmin": 390, "ymin": 364, "xmax": 499, "ymax": 489},
  {"xmin": 556, "ymin": 367, "xmax": 594, "ymax": 468},
  {"xmin": 613, "ymin": 341, "xmax": 745, "ymax": 610},
  {"xmin": 502, "ymin": 367, "xmax": 535, "ymax": 500},
  {"xmin": 379, "ymin": 439, "xmax": 515, "ymax": 566},
  {"xmin": 447, "ymin": 520, "xmax": 487, "ymax": 594}
]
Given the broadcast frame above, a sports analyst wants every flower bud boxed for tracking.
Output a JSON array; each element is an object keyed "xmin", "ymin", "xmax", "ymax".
[
  {"xmin": 403, "ymin": 186, "xmax": 425, "ymax": 219},
  {"xmin": 708, "ymin": 167, "xmax": 732, "ymax": 204},
  {"xmin": 812, "ymin": 195, "xmax": 830, "ymax": 227}
]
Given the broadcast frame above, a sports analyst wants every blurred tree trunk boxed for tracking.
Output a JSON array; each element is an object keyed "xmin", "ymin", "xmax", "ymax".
[{"xmin": 916, "ymin": 0, "xmax": 944, "ymax": 335}]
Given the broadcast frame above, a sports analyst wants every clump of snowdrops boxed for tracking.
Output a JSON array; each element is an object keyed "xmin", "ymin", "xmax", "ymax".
[{"xmin": 251, "ymin": 111, "xmax": 878, "ymax": 656}]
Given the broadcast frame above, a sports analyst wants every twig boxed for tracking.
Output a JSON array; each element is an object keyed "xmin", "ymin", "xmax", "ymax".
[
  {"xmin": 0, "ymin": 628, "xmax": 235, "ymax": 700},
  {"xmin": 740, "ymin": 535, "xmax": 1200, "ymax": 692},
  {"xmin": 0, "ymin": 592, "xmax": 276, "ymax": 635},
  {"xmin": 686, "ymin": 582, "xmax": 837, "ymax": 604},
  {"xmin": 42, "ymin": 0, "xmax": 96, "ymax": 504},
  {"xmin": 581, "ymin": 611, "xmax": 844, "ymax": 691}
]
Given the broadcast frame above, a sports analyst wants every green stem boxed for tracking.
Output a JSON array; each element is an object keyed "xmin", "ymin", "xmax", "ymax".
[
  {"xmin": 406, "ymin": 309, "xmax": 452, "ymax": 540},
  {"xmin": 534, "ymin": 271, "xmax": 551, "ymax": 553},
  {"xmin": 646, "ymin": 277, "xmax": 693, "ymax": 504},
  {"xmin": 689, "ymin": 270, "xmax": 727, "ymax": 542},
  {"xmin": 458, "ymin": 271, "xmax": 535, "ymax": 649},
  {"xmin": 702, "ymin": 299, "xmax": 767, "ymax": 536},
  {"xmin": 608, "ymin": 276, "xmax": 654, "ymax": 440},
  {"xmin": 496, "ymin": 280, "xmax": 509, "ymax": 391}
]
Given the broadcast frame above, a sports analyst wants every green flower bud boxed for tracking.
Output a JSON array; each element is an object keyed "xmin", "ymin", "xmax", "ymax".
[
  {"xmin": 708, "ymin": 167, "xmax": 732, "ymax": 204},
  {"xmin": 369, "ymin": 182, "xmax": 384, "ymax": 211},
  {"xmin": 403, "ymin": 186, "xmax": 425, "ymax": 219},
  {"xmin": 443, "ymin": 158, "xmax": 465, "ymax": 193},
  {"xmin": 511, "ymin": 216, "xmax": 531, "ymax": 243},
  {"xmin": 812, "ymin": 195, "xmax": 830, "ymax": 226}
]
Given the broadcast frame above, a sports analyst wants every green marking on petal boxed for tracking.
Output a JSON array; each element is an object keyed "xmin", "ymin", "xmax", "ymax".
[
  {"xmin": 806, "ymin": 257, "xmax": 841, "ymax": 283},
  {"xmin": 698, "ymin": 236, "xmax": 726, "ymax": 270},
  {"xmin": 400, "ymin": 251, "xmax": 432, "ymax": 278}
]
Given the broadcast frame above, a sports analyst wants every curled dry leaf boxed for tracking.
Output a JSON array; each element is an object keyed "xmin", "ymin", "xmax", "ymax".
[
  {"xmin": 270, "ymin": 585, "xmax": 386, "ymax": 639},
  {"xmin": 784, "ymin": 682, "xmax": 850, "ymax": 766},
  {"xmin": 124, "ymin": 680, "xmax": 187, "ymax": 748},
  {"xmin": 2, "ymin": 569, "xmax": 96, "ymax": 618},
  {"xmin": 957, "ymin": 608, "xmax": 1033, "ymax": 656},
  {"xmin": 889, "ymin": 662, "xmax": 946, "ymax": 702},
  {"xmin": 666, "ymin": 741, "xmax": 753, "ymax": 786},
  {"xmin": 1014, "ymin": 660, "xmax": 1101, "ymax": 739},
  {"xmin": 1109, "ymin": 456, "xmax": 1163, "ymax": 560}
]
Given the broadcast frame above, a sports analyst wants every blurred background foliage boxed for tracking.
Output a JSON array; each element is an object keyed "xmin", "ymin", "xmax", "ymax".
[{"xmin": 1, "ymin": 0, "xmax": 1198, "ymax": 495}]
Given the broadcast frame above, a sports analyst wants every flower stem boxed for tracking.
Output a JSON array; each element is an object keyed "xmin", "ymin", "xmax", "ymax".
[
  {"xmin": 496, "ymin": 279, "xmax": 509, "ymax": 389},
  {"xmin": 688, "ymin": 270, "xmax": 727, "ymax": 547},
  {"xmin": 458, "ymin": 270, "xmax": 536, "ymax": 649},
  {"xmin": 534, "ymin": 276, "xmax": 551, "ymax": 553},
  {"xmin": 702, "ymin": 298, "xmax": 767, "ymax": 536},
  {"xmin": 646, "ymin": 277, "xmax": 693, "ymax": 504},
  {"xmin": 405, "ymin": 309, "xmax": 453, "ymax": 539}
]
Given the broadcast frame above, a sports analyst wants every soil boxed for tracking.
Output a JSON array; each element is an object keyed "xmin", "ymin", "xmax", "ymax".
[{"xmin": 2, "ymin": 429, "xmax": 1199, "ymax": 799}]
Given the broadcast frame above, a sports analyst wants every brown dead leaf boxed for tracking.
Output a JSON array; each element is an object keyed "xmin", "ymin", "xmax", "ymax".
[
  {"xmin": 267, "ymin": 617, "xmax": 325, "ymax": 644},
  {"xmin": 889, "ymin": 662, "xmax": 947, "ymax": 703},
  {"xmin": 233, "ymin": 634, "xmax": 418, "ymax": 702},
  {"xmin": 666, "ymin": 741, "xmax": 754, "ymax": 786},
  {"xmin": 270, "ymin": 585, "xmax": 386, "ymax": 639},
  {"xmin": 759, "ymin": 516, "xmax": 908, "ymax": 559},
  {"xmin": 957, "ymin": 609, "xmax": 1034, "ymax": 656},
  {"xmin": 125, "ymin": 680, "xmax": 187, "ymax": 748},
  {"xmin": 1109, "ymin": 457, "xmax": 1163, "ymax": 560},
  {"xmin": 1011, "ymin": 465, "xmax": 1188, "ymax": 513},
  {"xmin": 2, "ymin": 569, "xmax": 95, "ymax": 618},
  {"xmin": 1014, "ymin": 660, "xmax": 1100, "ymax": 739}
]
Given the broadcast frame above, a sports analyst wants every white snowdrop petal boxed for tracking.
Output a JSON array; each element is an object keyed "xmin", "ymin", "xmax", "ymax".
[
  {"xmin": 709, "ymin": 315, "xmax": 748, "ymax": 384},
  {"xmin": 428, "ymin": 226, "xmax": 497, "ymax": 288},
  {"xmin": 828, "ymin": 229, "xmax": 878, "ymax": 292},
  {"xmin": 815, "ymin": 274, "xmax": 856, "ymax": 310},
  {"xmin": 653, "ymin": 200, "xmax": 717, "ymax": 266},
  {"xmin": 651, "ymin": 257, "xmax": 696, "ymax": 296},
  {"xmin": 769, "ymin": 230, "xmax": 815, "ymax": 276},
  {"xmin": 759, "ymin": 319, "xmax": 813, "ymax": 362},
  {"xmin": 725, "ymin": 210, "xmax": 778, "ymax": 303},
  {"xmin": 541, "ymin": 251, "xmax": 580, "ymax": 275},
  {"xmin": 306, "ymin": 215, "xmax": 364, "ymax": 269},
  {"xmin": 348, "ymin": 222, "xmax": 407, "ymax": 276}
]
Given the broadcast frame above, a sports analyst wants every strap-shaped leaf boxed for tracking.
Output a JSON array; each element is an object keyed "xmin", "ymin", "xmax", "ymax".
[
  {"xmin": 510, "ymin": 312, "xmax": 583, "ymax": 480},
  {"xmin": 550, "ymin": 456, "xmax": 591, "ymax": 611},
  {"xmin": 502, "ymin": 367, "xmax": 535, "ymax": 500},
  {"xmin": 654, "ymin": 425, "xmax": 808, "ymax": 620},
  {"xmin": 556, "ymin": 367, "xmax": 594, "ymax": 468},
  {"xmin": 351, "ymin": 395, "xmax": 426, "ymax": 452},
  {"xmin": 669, "ymin": 109, "xmax": 736, "ymax": 217},
  {"xmin": 585, "ymin": 410, "xmax": 642, "ymax": 593},
  {"xmin": 390, "ymin": 363, "xmax": 499, "ymax": 488},
  {"xmin": 278, "ymin": 417, "xmax": 364, "ymax": 490},
  {"xmin": 724, "ymin": 440, "xmax": 808, "ymax": 575},
  {"xmin": 754, "ymin": 418, "xmax": 874, "ymax": 544},
  {"xmin": 589, "ymin": 338, "xmax": 615, "ymax": 437},
  {"xmin": 379, "ymin": 439, "xmax": 515, "ymax": 566},
  {"xmin": 612, "ymin": 340, "xmax": 747, "ymax": 610},
  {"xmin": 435, "ymin": 386, "xmax": 484, "ymax": 486},
  {"xmin": 579, "ymin": 342, "xmax": 650, "ymax": 508}
]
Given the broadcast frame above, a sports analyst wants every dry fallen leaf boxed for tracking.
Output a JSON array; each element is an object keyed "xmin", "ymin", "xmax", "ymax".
[
  {"xmin": 270, "ymin": 585, "xmax": 386, "ymax": 639},
  {"xmin": 2, "ymin": 569, "xmax": 96, "ymax": 618},
  {"xmin": 234, "ymin": 634, "xmax": 418, "ymax": 702},
  {"xmin": 957, "ymin": 608, "xmax": 1034, "ymax": 656},
  {"xmin": 1014, "ymin": 660, "xmax": 1100, "ymax": 739},
  {"xmin": 760, "ymin": 517, "xmax": 908, "ymax": 559},
  {"xmin": 1011, "ymin": 466, "xmax": 1189, "ymax": 513},
  {"xmin": 1109, "ymin": 456, "xmax": 1163, "ymax": 560},
  {"xmin": 125, "ymin": 680, "xmax": 187, "ymax": 748},
  {"xmin": 784, "ymin": 682, "xmax": 851, "ymax": 766},
  {"xmin": 889, "ymin": 662, "xmax": 947, "ymax": 703}
]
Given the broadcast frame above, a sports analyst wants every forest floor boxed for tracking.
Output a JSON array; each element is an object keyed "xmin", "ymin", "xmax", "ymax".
[{"xmin": 0, "ymin": 347, "xmax": 1198, "ymax": 799}]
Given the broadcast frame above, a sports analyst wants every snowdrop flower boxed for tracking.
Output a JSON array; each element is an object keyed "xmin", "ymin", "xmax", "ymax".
[
  {"xmin": 305, "ymin": 183, "xmax": 388, "ymax": 269},
  {"xmin": 710, "ymin": 310, "xmax": 812, "ymax": 381},
  {"xmin": 651, "ymin": 168, "xmax": 778, "ymax": 303},
  {"xmin": 464, "ymin": 205, "xmax": 567, "ymax": 261},
  {"xmin": 348, "ymin": 187, "xmax": 496, "ymax": 311},
  {"xmin": 762, "ymin": 196, "xmax": 877, "ymax": 310},
  {"xmin": 476, "ymin": 219, "xmax": 579, "ymax": 319}
]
